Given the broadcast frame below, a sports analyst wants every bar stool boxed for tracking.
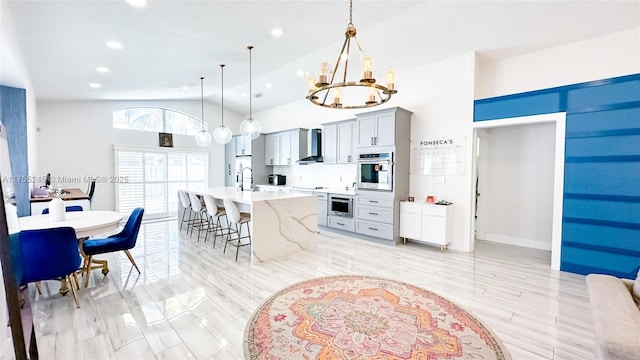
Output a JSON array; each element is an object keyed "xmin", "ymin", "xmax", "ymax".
[
  {"xmin": 203, "ymin": 195, "xmax": 227, "ymax": 247},
  {"xmin": 188, "ymin": 192, "xmax": 207, "ymax": 241},
  {"xmin": 177, "ymin": 190, "xmax": 192, "ymax": 231},
  {"xmin": 222, "ymin": 198, "xmax": 251, "ymax": 261}
]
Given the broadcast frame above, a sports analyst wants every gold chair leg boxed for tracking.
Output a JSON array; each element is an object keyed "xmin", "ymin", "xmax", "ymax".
[
  {"xmin": 124, "ymin": 250, "xmax": 141, "ymax": 274},
  {"xmin": 34, "ymin": 282, "xmax": 42, "ymax": 295},
  {"xmin": 84, "ymin": 255, "xmax": 92, "ymax": 288},
  {"xmin": 68, "ymin": 274, "xmax": 80, "ymax": 308},
  {"xmin": 235, "ymin": 224, "xmax": 241, "ymax": 261}
]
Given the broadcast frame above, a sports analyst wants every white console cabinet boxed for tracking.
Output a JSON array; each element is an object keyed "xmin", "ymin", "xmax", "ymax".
[{"xmin": 399, "ymin": 202, "xmax": 452, "ymax": 251}]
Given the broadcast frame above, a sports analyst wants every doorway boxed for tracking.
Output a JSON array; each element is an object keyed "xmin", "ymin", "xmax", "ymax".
[{"xmin": 471, "ymin": 113, "xmax": 566, "ymax": 270}]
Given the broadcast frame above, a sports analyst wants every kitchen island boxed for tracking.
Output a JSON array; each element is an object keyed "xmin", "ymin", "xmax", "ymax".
[{"xmin": 178, "ymin": 187, "xmax": 317, "ymax": 263}]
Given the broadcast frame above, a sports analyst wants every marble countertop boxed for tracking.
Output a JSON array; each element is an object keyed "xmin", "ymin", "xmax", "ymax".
[
  {"xmin": 256, "ymin": 184, "xmax": 357, "ymax": 196},
  {"xmin": 193, "ymin": 187, "xmax": 314, "ymax": 205}
]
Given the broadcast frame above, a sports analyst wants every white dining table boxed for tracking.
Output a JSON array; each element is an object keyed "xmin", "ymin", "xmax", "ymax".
[{"xmin": 17, "ymin": 210, "xmax": 123, "ymax": 238}]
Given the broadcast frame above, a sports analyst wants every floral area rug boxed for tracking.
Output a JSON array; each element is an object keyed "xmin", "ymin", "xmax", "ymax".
[{"xmin": 244, "ymin": 275, "xmax": 511, "ymax": 360}]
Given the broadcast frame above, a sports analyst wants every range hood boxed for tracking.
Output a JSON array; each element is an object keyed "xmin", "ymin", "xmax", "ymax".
[{"xmin": 297, "ymin": 128, "xmax": 323, "ymax": 164}]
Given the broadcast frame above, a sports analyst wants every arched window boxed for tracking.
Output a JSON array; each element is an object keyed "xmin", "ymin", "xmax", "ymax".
[{"xmin": 113, "ymin": 107, "xmax": 203, "ymax": 136}]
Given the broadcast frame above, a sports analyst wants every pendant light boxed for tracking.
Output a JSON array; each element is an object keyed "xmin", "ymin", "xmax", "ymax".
[
  {"xmin": 213, "ymin": 64, "xmax": 232, "ymax": 144},
  {"xmin": 239, "ymin": 45, "xmax": 261, "ymax": 140},
  {"xmin": 194, "ymin": 76, "xmax": 212, "ymax": 146}
]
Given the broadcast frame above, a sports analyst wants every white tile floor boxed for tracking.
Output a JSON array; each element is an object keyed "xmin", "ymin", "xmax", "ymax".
[{"xmin": 1, "ymin": 219, "xmax": 595, "ymax": 359}]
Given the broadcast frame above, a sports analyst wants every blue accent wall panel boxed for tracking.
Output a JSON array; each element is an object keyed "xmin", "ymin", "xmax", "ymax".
[
  {"xmin": 0, "ymin": 86, "xmax": 29, "ymax": 216},
  {"xmin": 564, "ymin": 162, "xmax": 640, "ymax": 196},
  {"xmin": 474, "ymin": 73, "xmax": 640, "ymax": 276},
  {"xmin": 474, "ymin": 91, "xmax": 562, "ymax": 121},
  {"xmin": 567, "ymin": 79, "xmax": 640, "ymax": 110}
]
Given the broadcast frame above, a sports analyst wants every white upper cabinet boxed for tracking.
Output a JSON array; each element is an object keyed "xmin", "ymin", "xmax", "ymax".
[
  {"xmin": 322, "ymin": 124, "xmax": 337, "ymax": 164},
  {"xmin": 263, "ymin": 129, "xmax": 308, "ymax": 166},
  {"xmin": 264, "ymin": 134, "xmax": 280, "ymax": 165},
  {"xmin": 235, "ymin": 135, "xmax": 252, "ymax": 156},
  {"xmin": 357, "ymin": 111, "xmax": 395, "ymax": 147},
  {"xmin": 323, "ymin": 119, "xmax": 356, "ymax": 164}
]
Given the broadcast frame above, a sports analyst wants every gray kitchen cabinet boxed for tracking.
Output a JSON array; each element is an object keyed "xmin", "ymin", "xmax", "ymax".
[
  {"xmin": 337, "ymin": 121, "xmax": 357, "ymax": 164},
  {"xmin": 224, "ymin": 137, "xmax": 236, "ymax": 186},
  {"xmin": 317, "ymin": 192, "xmax": 328, "ymax": 226},
  {"xmin": 322, "ymin": 119, "xmax": 356, "ymax": 164},
  {"xmin": 322, "ymin": 124, "xmax": 337, "ymax": 164},
  {"xmin": 265, "ymin": 133, "xmax": 280, "ymax": 165},
  {"xmin": 357, "ymin": 111, "xmax": 395, "ymax": 147},
  {"xmin": 235, "ymin": 134, "xmax": 252, "ymax": 156}
]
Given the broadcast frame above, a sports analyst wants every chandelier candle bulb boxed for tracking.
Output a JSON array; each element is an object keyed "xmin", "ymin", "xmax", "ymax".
[
  {"xmin": 367, "ymin": 87, "xmax": 376, "ymax": 104},
  {"xmin": 386, "ymin": 70, "xmax": 395, "ymax": 90},
  {"xmin": 333, "ymin": 88, "xmax": 341, "ymax": 106},
  {"xmin": 318, "ymin": 62, "xmax": 330, "ymax": 85},
  {"xmin": 362, "ymin": 56, "xmax": 374, "ymax": 82}
]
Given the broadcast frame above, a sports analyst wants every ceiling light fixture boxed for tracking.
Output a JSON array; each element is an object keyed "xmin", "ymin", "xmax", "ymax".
[
  {"xmin": 213, "ymin": 64, "xmax": 232, "ymax": 145},
  {"xmin": 194, "ymin": 77, "xmax": 212, "ymax": 147},
  {"xmin": 126, "ymin": 0, "xmax": 147, "ymax": 7},
  {"xmin": 96, "ymin": 66, "xmax": 110, "ymax": 73},
  {"xmin": 239, "ymin": 46, "xmax": 261, "ymax": 140},
  {"xmin": 305, "ymin": 0, "xmax": 397, "ymax": 109},
  {"xmin": 89, "ymin": 83, "xmax": 101, "ymax": 88},
  {"xmin": 271, "ymin": 28, "xmax": 283, "ymax": 37},
  {"xmin": 105, "ymin": 41, "xmax": 123, "ymax": 49}
]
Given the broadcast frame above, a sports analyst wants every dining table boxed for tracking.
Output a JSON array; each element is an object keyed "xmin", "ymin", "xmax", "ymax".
[
  {"xmin": 29, "ymin": 187, "xmax": 92, "ymax": 215},
  {"xmin": 17, "ymin": 210, "xmax": 123, "ymax": 293}
]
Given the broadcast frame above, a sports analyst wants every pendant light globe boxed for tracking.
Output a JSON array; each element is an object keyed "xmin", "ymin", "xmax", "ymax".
[
  {"xmin": 195, "ymin": 130, "xmax": 212, "ymax": 146},
  {"xmin": 240, "ymin": 45, "xmax": 261, "ymax": 140},
  {"xmin": 213, "ymin": 126, "xmax": 232, "ymax": 144}
]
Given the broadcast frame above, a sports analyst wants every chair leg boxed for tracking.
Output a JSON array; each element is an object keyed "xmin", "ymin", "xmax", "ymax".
[
  {"xmin": 235, "ymin": 224, "xmax": 241, "ymax": 261},
  {"xmin": 179, "ymin": 208, "xmax": 187, "ymax": 231},
  {"xmin": 223, "ymin": 224, "xmax": 232, "ymax": 254},
  {"xmin": 68, "ymin": 274, "xmax": 80, "ymax": 308},
  {"xmin": 84, "ymin": 255, "xmax": 93, "ymax": 288},
  {"xmin": 124, "ymin": 250, "xmax": 141, "ymax": 274},
  {"xmin": 34, "ymin": 282, "xmax": 42, "ymax": 295}
]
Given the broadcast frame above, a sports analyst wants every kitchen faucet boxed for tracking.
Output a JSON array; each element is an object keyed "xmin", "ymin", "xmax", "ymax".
[{"xmin": 240, "ymin": 166, "xmax": 254, "ymax": 191}]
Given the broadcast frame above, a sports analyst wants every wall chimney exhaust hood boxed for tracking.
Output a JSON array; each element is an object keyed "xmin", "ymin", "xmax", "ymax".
[{"xmin": 297, "ymin": 128, "xmax": 323, "ymax": 164}]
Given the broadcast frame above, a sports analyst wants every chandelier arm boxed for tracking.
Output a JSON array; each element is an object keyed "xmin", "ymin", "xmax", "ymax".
[
  {"xmin": 342, "ymin": 36, "xmax": 351, "ymax": 84},
  {"xmin": 352, "ymin": 35, "xmax": 363, "ymax": 55},
  {"xmin": 331, "ymin": 36, "xmax": 350, "ymax": 85}
]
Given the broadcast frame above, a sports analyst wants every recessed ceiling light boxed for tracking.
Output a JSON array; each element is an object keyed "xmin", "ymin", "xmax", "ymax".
[
  {"xmin": 126, "ymin": 0, "xmax": 147, "ymax": 7},
  {"xmin": 265, "ymin": 83, "xmax": 272, "ymax": 89},
  {"xmin": 241, "ymin": 93, "xmax": 247, "ymax": 97},
  {"xmin": 296, "ymin": 70, "xmax": 304, "ymax": 77},
  {"xmin": 106, "ymin": 41, "xmax": 123, "ymax": 49},
  {"xmin": 89, "ymin": 83, "xmax": 101, "ymax": 88},
  {"xmin": 181, "ymin": 85, "xmax": 189, "ymax": 90},
  {"xmin": 271, "ymin": 27, "xmax": 283, "ymax": 37},
  {"xmin": 96, "ymin": 66, "xmax": 110, "ymax": 73}
]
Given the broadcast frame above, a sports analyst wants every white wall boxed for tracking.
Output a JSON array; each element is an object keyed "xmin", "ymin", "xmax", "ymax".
[
  {"xmin": 36, "ymin": 100, "xmax": 244, "ymax": 211},
  {"xmin": 476, "ymin": 27, "xmax": 640, "ymax": 99},
  {"xmin": 476, "ymin": 123, "xmax": 555, "ymax": 251}
]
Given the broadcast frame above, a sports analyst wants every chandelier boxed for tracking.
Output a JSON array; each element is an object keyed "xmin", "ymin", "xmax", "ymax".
[{"xmin": 306, "ymin": 0, "xmax": 397, "ymax": 109}]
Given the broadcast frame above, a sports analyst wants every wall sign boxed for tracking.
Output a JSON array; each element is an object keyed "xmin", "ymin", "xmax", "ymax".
[{"xmin": 411, "ymin": 137, "xmax": 465, "ymax": 176}]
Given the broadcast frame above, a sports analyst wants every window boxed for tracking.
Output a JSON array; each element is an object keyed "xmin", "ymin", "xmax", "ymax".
[
  {"xmin": 114, "ymin": 145, "xmax": 208, "ymax": 218},
  {"xmin": 113, "ymin": 107, "xmax": 203, "ymax": 136}
]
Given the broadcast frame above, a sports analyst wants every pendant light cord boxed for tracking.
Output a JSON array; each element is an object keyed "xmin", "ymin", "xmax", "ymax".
[
  {"xmin": 200, "ymin": 76, "xmax": 205, "ymax": 131},
  {"xmin": 349, "ymin": 0, "xmax": 353, "ymax": 25},
  {"xmin": 248, "ymin": 45, "xmax": 253, "ymax": 119},
  {"xmin": 220, "ymin": 64, "xmax": 225, "ymax": 126}
]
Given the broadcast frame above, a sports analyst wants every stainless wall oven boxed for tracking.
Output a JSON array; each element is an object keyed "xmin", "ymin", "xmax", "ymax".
[
  {"xmin": 357, "ymin": 152, "xmax": 393, "ymax": 191},
  {"xmin": 329, "ymin": 194, "xmax": 353, "ymax": 218}
]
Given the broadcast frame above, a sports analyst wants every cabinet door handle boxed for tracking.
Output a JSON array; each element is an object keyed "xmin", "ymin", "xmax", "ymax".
[
  {"xmin": 347, "ymin": 155, "xmax": 351, "ymax": 163},
  {"xmin": 368, "ymin": 212, "xmax": 378, "ymax": 216},
  {"xmin": 369, "ymin": 200, "xmax": 378, "ymax": 203},
  {"xmin": 368, "ymin": 227, "xmax": 378, "ymax": 231},
  {"xmin": 337, "ymin": 222, "xmax": 345, "ymax": 226},
  {"xmin": 374, "ymin": 136, "xmax": 378, "ymax": 145}
]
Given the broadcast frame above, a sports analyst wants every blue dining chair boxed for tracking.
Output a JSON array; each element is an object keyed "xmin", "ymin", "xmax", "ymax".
[
  {"xmin": 82, "ymin": 207, "xmax": 144, "ymax": 288},
  {"xmin": 41, "ymin": 205, "xmax": 84, "ymax": 214},
  {"xmin": 10, "ymin": 227, "xmax": 83, "ymax": 308}
]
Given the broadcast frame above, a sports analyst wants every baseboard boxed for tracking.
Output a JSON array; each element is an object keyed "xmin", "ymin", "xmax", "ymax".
[{"xmin": 480, "ymin": 233, "xmax": 551, "ymax": 251}]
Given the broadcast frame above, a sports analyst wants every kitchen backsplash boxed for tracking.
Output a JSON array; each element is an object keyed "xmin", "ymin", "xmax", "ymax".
[{"xmin": 269, "ymin": 164, "xmax": 357, "ymax": 190}]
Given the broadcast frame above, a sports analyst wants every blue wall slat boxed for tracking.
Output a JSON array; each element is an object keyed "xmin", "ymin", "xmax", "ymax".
[
  {"xmin": 566, "ymin": 107, "xmax": 640, "ymax": 133},
  {"xmin": 561, "ymin": 246, "xmax": 640, "ymax": 277},
  {"xmin": 562, "ymin": 223, "xmax": 640, "ymax": 253},
  {"xmin": 563, "ymin": 199, "xmax": 640, "ymax": 225},
  {"xmin": 565, "ymin": 135, "xmax": 640, "ymax": 157},
  {"xmin": 564, "ymin": 193, "xmax": 640, "ymax": 203},
  {"xmin": 474, "ymin": 91, "xmax": 562, "ymax": 121},
  {"xmin": 567, "ymin": 80, "xmax": 640, "ymax": 109},
  {"xmin": 0, "ymin": 86, "xmax": 29, "ymax": 216},
  {"xmin": 564, "ymin": 162, "xmax": 640, "ymax": 196}
]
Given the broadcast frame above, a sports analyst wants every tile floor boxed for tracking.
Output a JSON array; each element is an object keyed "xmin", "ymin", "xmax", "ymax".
[{"xmin": 1, "ymin": 219, "xmax": 595, "ymax": 359}]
